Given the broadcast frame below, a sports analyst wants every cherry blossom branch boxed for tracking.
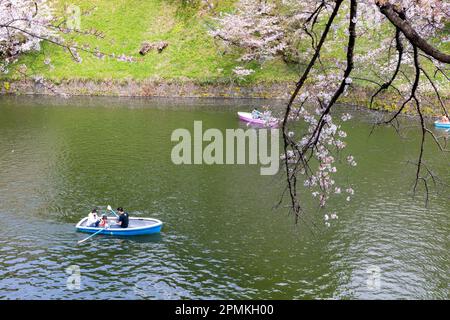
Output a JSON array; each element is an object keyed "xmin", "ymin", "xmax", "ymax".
[
  {"xmin": 281, "ymin": 0, "xmax": 345, "ymax": 219},
  {"xmin": 1, "ymin": 24, "xmax": 134, "ymax": 63}
]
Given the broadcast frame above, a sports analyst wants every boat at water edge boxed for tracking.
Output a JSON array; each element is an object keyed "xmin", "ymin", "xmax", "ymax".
[
  {"xmin": 237, "ymin": 112, "xmax": 278, "ymax": 127},
  {"xmin": 434, "ymin": 121, "xmax": 450, "ymax": 129}
]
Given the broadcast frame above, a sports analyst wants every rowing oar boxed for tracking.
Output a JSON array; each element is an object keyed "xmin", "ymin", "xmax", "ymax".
[
  {"xmin": 78, "ymin": 227, "xmax": 107, "ymax": 244},
  {"xmin": 107, "ymin": 205, "xmax": 119, "ymax": 217}
]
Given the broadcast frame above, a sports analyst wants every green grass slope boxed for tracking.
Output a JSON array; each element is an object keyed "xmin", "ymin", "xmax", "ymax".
[
  {"xmin": 4, "ymin": 0, "xmax": 449, "ymax": 104},
  {"xmin": 14, "ymin": 0, "xmax": 298, "ymax": 83}
]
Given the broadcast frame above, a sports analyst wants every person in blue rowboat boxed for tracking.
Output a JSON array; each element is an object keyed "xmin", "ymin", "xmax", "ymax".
[
  {"xmin": 99, "ymin": 215, "xmax": 109, "ymax": 228},
  {"xmin": 115, "ymin": 207, "xmax": 129, "ymax": 228},
  {"xmin": 86, "ymin": 209, "xmax": 100, "ymax": 227},
  {"xmin": 439, "ymin": 115, "xmax": 449, "ymax": 123}
]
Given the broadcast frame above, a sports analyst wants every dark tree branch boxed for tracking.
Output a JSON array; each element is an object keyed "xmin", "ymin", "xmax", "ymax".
[
  {"xmin": 383, "ymin": 46, "xmax": 421, "ymax": 125},
  {"xmin": 376, "ymin": 1, "xmax": 450, "ymax": 63},
  {"xmin": 306, "ymin": 0, "xmax": 357, "ymax": 150},
  {"xmin": 369, "ymin": 27, "xmax": 404, "ymax": 108},
  {"xmin": 413, "ymin": 94, "xmax": 427, "ymax": 202},
  {"xmin": 420, "ymin": 67, "xmax": 449, "ymax": 119}
]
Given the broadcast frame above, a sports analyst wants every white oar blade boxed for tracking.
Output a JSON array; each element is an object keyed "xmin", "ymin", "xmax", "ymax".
[
  {"xmin": 77, "ymin": 228, "xmax": 104, "ymax": 244},
  {"xmin": 78, "ymin": 236, "xmax": 91, "ymax": 244},
  {"xmin": 107, "ymin": 205, "xmax": 112, "ymax": 211}
]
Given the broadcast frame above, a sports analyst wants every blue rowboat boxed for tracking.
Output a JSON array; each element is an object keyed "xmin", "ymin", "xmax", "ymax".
[
  {"xmin": 434, "ymin": 121, "xmax": 450, "ymax": 129},
  {"xmin": 76, "ymin": 217, "xmax": 163, "ymax": 236}
]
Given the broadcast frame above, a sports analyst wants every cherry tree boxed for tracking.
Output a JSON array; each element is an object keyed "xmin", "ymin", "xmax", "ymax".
[
  {"xmin": 0, "ymin": 0, "xmax": 133, "ymax": 92},
  {"xmin": 0, "ymin": 0, "xmax": 56, "ymax": 73},
  {"xmin": 212, "ymin": 0, "xmax": 449, "ymax": 223},
  {"xmin": 209, "ymin": 1, "xmax": 286, "ymax": 62}
]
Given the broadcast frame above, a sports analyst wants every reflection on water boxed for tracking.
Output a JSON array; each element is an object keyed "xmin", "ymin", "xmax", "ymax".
[{"xmin": 0, "ymin": 96, "xmax": 448, "ymax": 299}]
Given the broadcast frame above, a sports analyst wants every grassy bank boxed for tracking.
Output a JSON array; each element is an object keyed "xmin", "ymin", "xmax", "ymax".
[{"xmin": 12, "ymin": 0, "xmax": 298, "ymax": 83}]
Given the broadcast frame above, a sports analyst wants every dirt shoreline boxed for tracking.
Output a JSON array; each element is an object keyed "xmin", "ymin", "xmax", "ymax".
[
  {"xmin": 1, "ymin": 79, "xmax": 446, "ymax": 116},
  {"xmin": 1, "ymin": 78, "xmax": 300, "ymax": 99}
]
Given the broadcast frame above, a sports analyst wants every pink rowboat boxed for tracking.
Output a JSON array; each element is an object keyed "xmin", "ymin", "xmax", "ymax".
[{"xmin": 237, "ymin": 112, "xmax": 279, "ymax": 127}]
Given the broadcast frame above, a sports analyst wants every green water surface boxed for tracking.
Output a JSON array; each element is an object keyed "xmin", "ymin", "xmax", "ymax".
[{"xmin": 0, "ymin": 96, "xmax": 448, "ymax": 299}]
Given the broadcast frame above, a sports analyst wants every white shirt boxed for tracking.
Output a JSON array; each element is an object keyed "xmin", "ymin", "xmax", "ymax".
[{"xmin": 87, "ymin": 212, "xmax": 99, "ymax": 226}]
